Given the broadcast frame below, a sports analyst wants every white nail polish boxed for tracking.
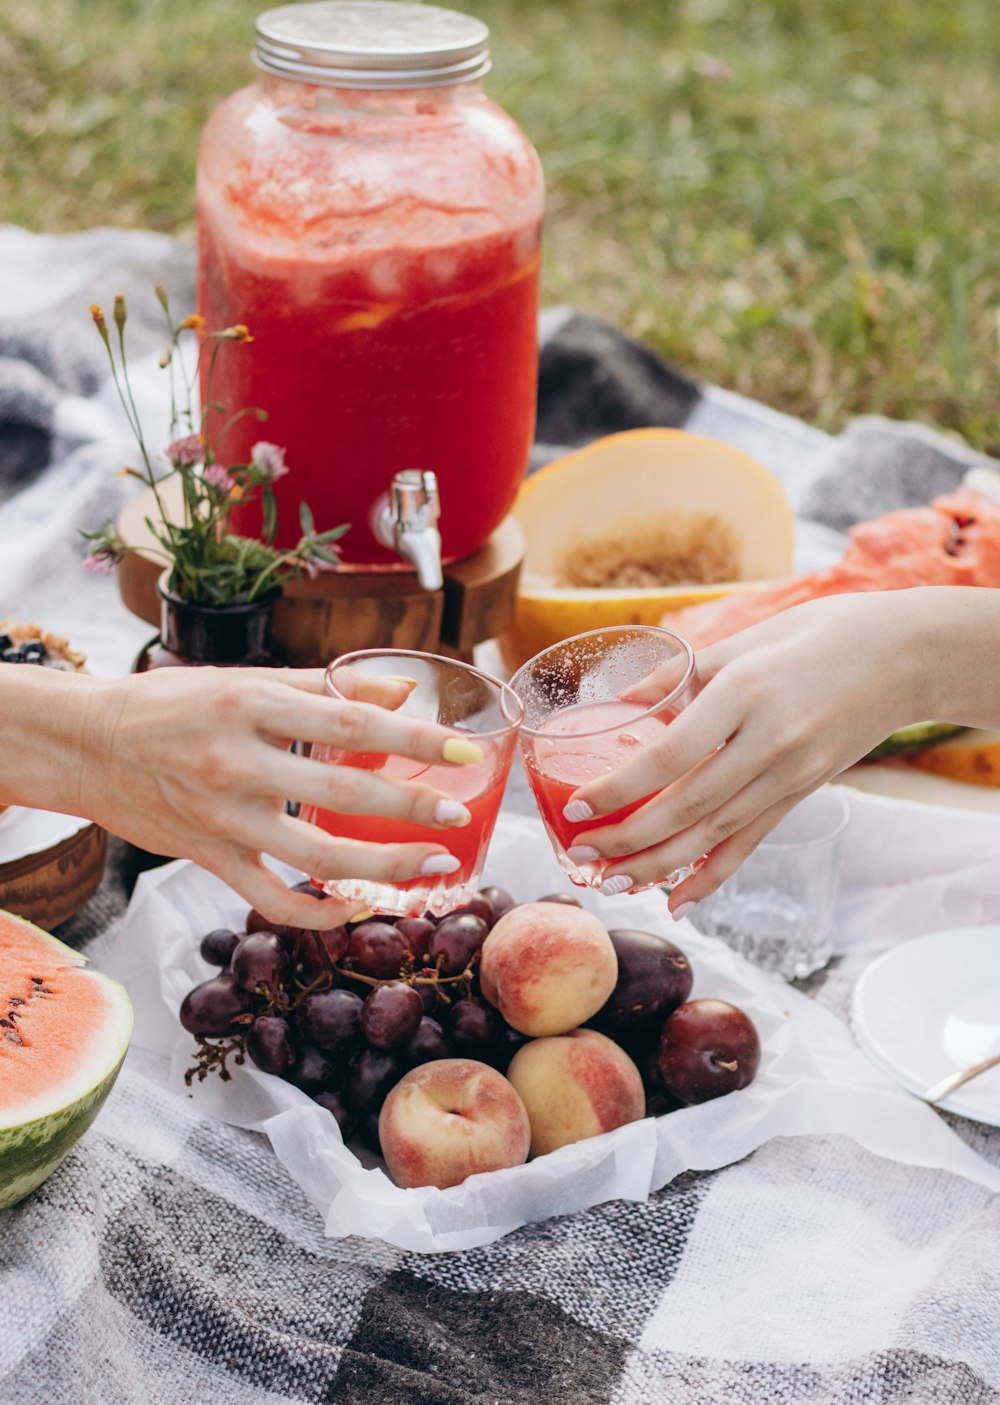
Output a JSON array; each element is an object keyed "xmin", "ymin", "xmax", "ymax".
[
  {"xmin": 671, "ymin": 900, "xmax": 697, "ymax": 923},
  {"xmin": 420, "ymin": 853, "xmax": 461, "ymax": 876},
  {"xmin": 563, "ymin": 799, "xmax": 594, "ymax": 823},
  {"xmin": 567, "ymin": 845, "xmax": 601, "ymax": 863},
  {"xmin": 600, "ymin": 874, "xmax": 634, "ymax": 897},
  {"xmin": 435, "ymin": 799, "xmax": 471, "ymax": 827}
]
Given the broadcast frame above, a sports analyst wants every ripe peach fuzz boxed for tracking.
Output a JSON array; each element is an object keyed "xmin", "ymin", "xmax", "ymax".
[
  {"xmin": 506, "ymin": 1029, "xmax": 646, "ymax": 1158},
  {"xmin": 378, "ymin": 1058, "xmax": 531, "ymax": 1190},
  {"xmin": 478, "ymin": 901, "xmax": 618, "ymax": 1036}
]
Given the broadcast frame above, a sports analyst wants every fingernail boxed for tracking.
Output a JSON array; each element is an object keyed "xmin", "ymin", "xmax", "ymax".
[
  {"xmin": 600, "ymin": 874, "xmax": 634, "ymax": 897},
  {"xmin": 563, "ymin": 799, "xmax": 594, "ymax": 823},
  {"xmin": 383, "ymin": 675, "xmax": 419, "ymax": 691},
  {"xmin": 671, "ymin": 900, "xmax": 697, "ymax": 923},
  {"xmin": 435, "ymin": 799, "xmax": 471, "ymax": 827},
  {"xmin": 351, "ymin": 908, "xmax": 375, "ymax": 923},
  {"xmin": 567, "ymin": 845, "xmax": 601, "ymax": 863},
  {"xmin": 420, "ymin": 853, "xmax": 462, "ymax": 876},
  {"xmin": 442, "ymin": 738, "xmax": 485, "ymax": 765}
]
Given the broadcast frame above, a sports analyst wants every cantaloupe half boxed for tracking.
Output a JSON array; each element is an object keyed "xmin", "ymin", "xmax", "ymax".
[
  {"xmin": 909, "ymin": 729, "xmax": 1000, "ymax": 787},
  {"xmin": 0, "ymin": 910, "xmax": 133, "ymax": 1210},
  {"xmin": 499, "ymin": 429, "xmax": 795, "ymax": 670}
]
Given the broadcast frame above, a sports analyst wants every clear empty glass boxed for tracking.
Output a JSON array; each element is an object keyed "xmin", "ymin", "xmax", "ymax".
[
  {"xmin": 510, "ymin": 625, "xmax": 702, "ymax": 892},
  {"xmin": 302, "ymin": 649, "xmax": 522, "ymax": 916},
  {"xmin": 689, "ymin": 785, "xmax": 851, "ymax": 980}
]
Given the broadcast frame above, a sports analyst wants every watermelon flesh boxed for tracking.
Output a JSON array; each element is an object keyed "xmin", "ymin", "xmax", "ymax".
[
  {"xmin": 0, "ymin": 910, "xmax": 133, "ymax": 1210},
  {"xmin": 665, "ymin": 487, "xmax": 1000, "ymax": 648}
]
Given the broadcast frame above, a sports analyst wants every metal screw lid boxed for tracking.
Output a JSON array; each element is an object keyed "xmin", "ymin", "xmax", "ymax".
[{"xmin": 255, "ymin": 1, "xmax": 491, "ymax": 89}]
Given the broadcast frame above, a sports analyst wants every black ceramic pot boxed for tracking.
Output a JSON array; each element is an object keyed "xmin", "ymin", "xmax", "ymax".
[{"xmin": 134, "ymin": 573, "xmax": 284, "ymax": 671}]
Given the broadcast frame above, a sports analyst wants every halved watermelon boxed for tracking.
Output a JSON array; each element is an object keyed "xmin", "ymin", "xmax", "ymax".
[{"xmin": 0, "ymin": 909, "xmax": 133, "ymax": 1210}]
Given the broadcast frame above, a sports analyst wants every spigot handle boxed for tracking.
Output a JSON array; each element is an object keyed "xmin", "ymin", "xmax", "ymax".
[
  {"xmin": 371, "ymin": 469, "xmax": 444, "ymax": 590},
  {"xmin": 390, "ymin": 470, "xmax": 440, "ymax": 530}
]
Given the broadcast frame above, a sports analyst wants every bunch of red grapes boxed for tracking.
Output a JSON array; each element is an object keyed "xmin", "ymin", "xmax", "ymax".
[{"xmin": 179, "ymin": 882, "xmax": 760, "ymax": 1158}]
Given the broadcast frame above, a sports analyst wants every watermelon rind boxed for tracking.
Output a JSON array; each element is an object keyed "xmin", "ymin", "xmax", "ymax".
[
  {"xmin": 865, "ymin": 722, "xmax": 967, "ymax": 761},
  {"xmin": 0, "ymin": 911, "xmax": 133, "ymax": 1211}
]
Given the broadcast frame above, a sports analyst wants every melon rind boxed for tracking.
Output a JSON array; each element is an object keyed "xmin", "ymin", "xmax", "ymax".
[
  {"xmin": 0, "ymin": 911, "xmax": 133, "ymax": 1211},
  {"xmin": 501, "ymin": 429, "xmax": 795, "ymax": 669}
]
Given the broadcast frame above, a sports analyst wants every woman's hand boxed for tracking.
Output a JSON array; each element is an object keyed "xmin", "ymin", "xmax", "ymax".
[
  {"xmin": 74, "ymin": 665, "xmax": 480, "ymax": 928},
  {"xmin": 564, "ymin": 591, "xmax": 932, "ymax": 912}
]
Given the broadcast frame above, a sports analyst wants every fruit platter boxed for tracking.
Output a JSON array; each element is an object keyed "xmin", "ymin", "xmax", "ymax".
[{"xmin": 101, "ymin": 810, "xmax": 991, "ymax": 1252}]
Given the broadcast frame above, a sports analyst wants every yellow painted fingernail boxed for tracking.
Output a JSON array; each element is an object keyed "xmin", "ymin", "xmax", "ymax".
[
  {"xmin": 383, "ymin": 675, "xmax": 419, "ymax": 691},
  {"xmin": 351, "ymin": 908, "xmax": 375, "ymax": 923},
  {"xmin": 442, "ymin": 738, "xmax": 485, "ymax": 765}
]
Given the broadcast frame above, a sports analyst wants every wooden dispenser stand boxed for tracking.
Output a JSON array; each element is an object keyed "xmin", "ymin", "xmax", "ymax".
[{"xmin": 115, "ymin": 481, "xmax": 525, "ymax": 665}]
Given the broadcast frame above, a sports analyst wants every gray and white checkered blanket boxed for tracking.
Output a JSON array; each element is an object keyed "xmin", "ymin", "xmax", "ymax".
[{"xmin": 3, "ymin": 225, "xmax": 1000, "ymax": 1405}]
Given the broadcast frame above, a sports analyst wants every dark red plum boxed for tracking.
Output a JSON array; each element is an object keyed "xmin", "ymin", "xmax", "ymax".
[
  {"xmin": 593, "ymin": 929, "xmax": 693, "ymax": 1043},
  {"xmin": 657, "ymin": 999, "xmax": 761, "ymax": 1105}
]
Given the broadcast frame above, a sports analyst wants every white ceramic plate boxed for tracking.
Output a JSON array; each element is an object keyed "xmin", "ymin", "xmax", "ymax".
[
  {"xmin": 838, "ymin": 764, "xmax": 1000, "ymax": 816},
  {"xmin": 851, "ymin": 926, "xmax": 1000, "ymax": 1126},
  {"xmin": 0, "ymin": 804, "xmax": 91, "ymax": 864}
]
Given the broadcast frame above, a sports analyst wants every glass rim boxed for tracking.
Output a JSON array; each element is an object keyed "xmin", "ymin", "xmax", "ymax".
[
  {"xmin": 756, "ymin": 785, "xmax": 852, "ymax": 852},
  {"xmin": 510, "ymin": 625, "xmax": 697, "ymax": 740},
  {"xmin": 325, "ymin": 646, "xmax": 524, "ymax": 735}
]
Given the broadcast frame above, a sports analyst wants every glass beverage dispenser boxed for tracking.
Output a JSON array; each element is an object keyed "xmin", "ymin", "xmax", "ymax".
[{"xmin": 197, "ymin": 1, "xmax": 545, "ymax": 585}]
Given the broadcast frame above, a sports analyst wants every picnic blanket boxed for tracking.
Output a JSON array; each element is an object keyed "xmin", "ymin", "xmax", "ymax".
[{"xmin": 3, "ymin": 224, "xmax": 1000, "ymax": 1404}]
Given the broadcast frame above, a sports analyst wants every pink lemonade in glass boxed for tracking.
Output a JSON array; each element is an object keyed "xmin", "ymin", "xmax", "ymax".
[
  {"xmin": 303, "ymin": 650, "xmax": 522, "ymax": 917},
  {"xmin": 524, "ymin": 699, "xmax": 679, "ymax": 887},
  {"xmin": 511, "ymin": 626, "xmax": 702, "ymax": 892},
  {"xmin": 303, "ymin": 748, "xmax": 509, "ymax": 916}
]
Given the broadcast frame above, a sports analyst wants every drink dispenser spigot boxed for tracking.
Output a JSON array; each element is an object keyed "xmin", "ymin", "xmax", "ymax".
[{"xmin": 372, "ymin": 471, "xmax": 443, "ymax": 591}]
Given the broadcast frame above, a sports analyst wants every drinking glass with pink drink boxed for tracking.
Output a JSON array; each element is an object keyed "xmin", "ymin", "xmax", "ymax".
[
  {"xmin": 302, "ymin": 649, "xmax": 523, "ymax": 917},
  {"xmin": 510, "ymin": 626, "xmax": 702, "ymax": 891}
]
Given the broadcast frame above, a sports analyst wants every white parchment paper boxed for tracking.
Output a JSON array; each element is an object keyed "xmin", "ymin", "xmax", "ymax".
[{"xmin": 102, "ymin": 798, "xmax": 1000, "ymax": 1252}]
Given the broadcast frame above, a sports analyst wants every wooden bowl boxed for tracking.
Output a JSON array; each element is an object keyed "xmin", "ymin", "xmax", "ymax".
[{"xmin": 0, "ymin": 821, "xmax": 108, "ymax": 931}]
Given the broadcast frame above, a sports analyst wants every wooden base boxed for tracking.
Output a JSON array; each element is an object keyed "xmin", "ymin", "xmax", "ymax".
[
  {"xmin": 0, "ymin": 824, "xmax": 107, "ymax": 932},
  {"xmin": 115, "ymin": 482, "xmax": 525, "ymax": 665}
]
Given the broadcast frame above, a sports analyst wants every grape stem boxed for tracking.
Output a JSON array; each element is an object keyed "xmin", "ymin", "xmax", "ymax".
[
  {"xmin": 184, "ymin": 1028, "xmax": 249, "ymax": 1086},
  {"xmin": 286, "ymin": 956, "xmax": 477, "ymax": 1014}
]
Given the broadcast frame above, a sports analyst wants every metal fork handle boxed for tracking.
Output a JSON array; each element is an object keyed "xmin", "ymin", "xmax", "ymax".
[{"xmin": 922, "ymin": 1052, "xmax": 1000, "ymax": 1105}]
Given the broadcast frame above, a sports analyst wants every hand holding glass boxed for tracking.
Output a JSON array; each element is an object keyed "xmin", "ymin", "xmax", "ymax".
[
  {"xmin": 303, "ymin": 650, "xmax": 522, "ymax": 916},
  {"xmin": 510, "ymin": 626, "xmax": 703, "ymax": 894}
]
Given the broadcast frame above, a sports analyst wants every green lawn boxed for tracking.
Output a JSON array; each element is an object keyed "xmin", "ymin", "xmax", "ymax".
[{"xmin": 3, "ymin": 0, "xmax": 999, "ymax": 451}]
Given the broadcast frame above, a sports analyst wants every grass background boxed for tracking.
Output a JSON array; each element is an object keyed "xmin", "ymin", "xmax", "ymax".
[{"xmin": 3, "ymin": 0, "xmax": 999, "ymax": 452}]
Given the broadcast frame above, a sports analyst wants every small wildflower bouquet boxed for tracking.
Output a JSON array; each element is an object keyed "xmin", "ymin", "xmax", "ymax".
[{"xmin": 83, "ymin": 289, "xmax": 348, "ymax": 606}]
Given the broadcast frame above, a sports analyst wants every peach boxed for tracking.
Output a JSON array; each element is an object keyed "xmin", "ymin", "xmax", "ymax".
[
  {"xmin": 478, "ymin": 901, "xmax": 618, "ymax": 1036},
  {"xmin": 378, "ymin": 1058, "xmax": 531, "ymax": 1189},
  {"xmin": 506, "ymin": 1029, "xmax": 645, "ymax": 1158}
]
